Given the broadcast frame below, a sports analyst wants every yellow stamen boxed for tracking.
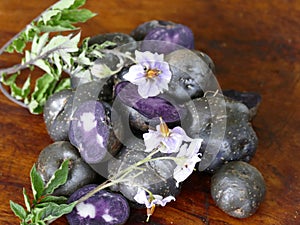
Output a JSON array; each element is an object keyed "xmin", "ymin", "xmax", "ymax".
[
  {"xmin": 146, "ymin": 205, "xmax": 156, "ymax": 222},
  {"xmin": 146, "ymin": 68, "xmax": 161, "ymax": 78},
  {"xmin": 159, "ymin": 117, "xmax": 170, "ymax": 137}
]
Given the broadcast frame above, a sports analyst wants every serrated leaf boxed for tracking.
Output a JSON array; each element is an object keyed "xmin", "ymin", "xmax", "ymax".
[
  {"xmin": 40, "ymin": 202, "xmax": 77, "ymax": 222},
  {"xmin": 38, "ymin": 25, "xmax": 78, "ymax": 33},
  {"xmin": 40, "ymin": 9, "xmax": 61, "ymax": 24},
  {"xmin": 52, "ymin": 52, "xmax": 63, "ymax": 75},
  {"xmin": 22, "ymin": 76, "xmax": 31, "ymax": 100},
  {"xmin": 30, "ymin": 164, "xmax": 45, "ymax": 201},
  {"xmin": 61, "ymin": 9, "xmax": 97, "ymax": 23},
  {"xmin": 13, "ymin": 38, "xmax": 26, "ymax": 53},
  {"xmin": 43, "ymin": 160, "xmax": 70, "ymax": 195},
  {"xmin": 41, "ymin": 33, "xmax": 80, "ymax": 55},
  {"xmin": 52, "ymin": 0, "xmax": 77, "ymax": 10},
  {"xmin": 39, "ymin": 196, "xmax": 67, "ymax": 204},
  {"xmin": 10, "ymin": 200, "xmax": 27, "ymax": 220},
  {"xmin": 70, "ymin": 0, "xmax": 86, "ymax": 9},
  {"xmin": 1, "ymin": 73, "xmax": 18, "ymax": 86},
  {"xmin": 54, "ymin": 78, "xmax": 71, "ymax": 93},
  {"xmin": 33, "ymin": 59, "xmax": 54, "ymax": 77},
  {"xmin": 28, "ymin": 73, "xmax": 57, "ymax": 114},
  {"xmin": 23, "ymin": 188, "xmax": 31, "ymax": 212},
  {"xmin": 10, "ymin": 83, "xmax": 23, "ymax": 100},
  {"xmin": 31, "ymin": 33, "xmax": 49, "ymax": 55}
]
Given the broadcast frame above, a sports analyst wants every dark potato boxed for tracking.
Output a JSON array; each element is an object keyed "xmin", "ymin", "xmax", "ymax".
[
  {"xmin": 223, "ymin": 89, "xmax": 262, "ymax": 120},
  {"xmin": 36, "ymin": 141, "xmax": 99, "ymax": 196},
  {"xmin": 211, "ymin": 161, "xmax": 266, "ymax": 218},
  {"xmin": 108, "ymin": 145, "xmax": 180, "ymax": 204},
  {"xmin": 67, "ymin": 184, "xmax": 130, "ymax": 225},
  {"xmin": 186, "ymin": 94, "xmax": 258, "ymax": 173},
  {"xmin": 88, "ymin": 32, "xmax": 136, "ymax": 48},
  {"xmin": 143, "ymin": 23, "xmax": 194, "ymax": 54},
  {"xmin": 43, "ymin": 89, "xmax": 74, "ymax": 141},
  {"xmin": 69, "ymin": 100, "xmax": 122, "ymax": 166},
  {"xmin": 130, "ymin": 20, "xmax": 176, "ymax": 41},
  {"xmin": 165, "ymin": 49, "xmax": 216, "ymax": 102}
]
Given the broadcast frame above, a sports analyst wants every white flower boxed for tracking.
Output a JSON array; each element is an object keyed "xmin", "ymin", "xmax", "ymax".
[
  {"xmin": 134, "ymin": 188, "xmax": 175, "ymax": 222},
  {"xmin": 143, "ymin": 118, "xmax": 191, "ymax": 153},
  {"xmin": 134, "ymin": 188, "xmax": 175, "ymax": 208},
  {"xmin": 123, "ymin": 50, "xmax": 172, "ymax": 98},
  {"xmin": 173, "ymin": 138, "xmax": 203, "ymax": 187}
]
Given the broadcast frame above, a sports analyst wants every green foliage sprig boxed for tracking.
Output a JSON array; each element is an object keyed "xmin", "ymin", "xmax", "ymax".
[
  {"xmin": 0, "ymin": 0, "xmax": 106, "ymax": 114},
  {"xmin": 10, "ymin": 160, "xmax": 77, "ymax": 225}
]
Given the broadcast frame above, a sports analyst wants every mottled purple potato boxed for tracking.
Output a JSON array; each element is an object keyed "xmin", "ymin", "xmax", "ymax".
[
  {"xmin": 193, "ymin": 50, "xmax": 216, "ymax": 74},
  {"xmin": 88, "ymin": 32, "xmax": 136, "ymax": 48},
  {"xmin": 165, "ymin": 49, "xmax": 216, "ymax": 102},
  {"xmin": 67, "ymin": 184, "xmax": 130, "ymax": 225},
  {"xmin": 186, "ymin": 94, "xmax": 258, "ymax": 173},
  {"xmin": 130, "ymin": 20, "xmax": 176, "ymax": 41},
  {"xmin": 108, "ymin": 146, "xmax": 180, "ymax": 204},
  {"xmin": 211, "ymin": 161, "xmax": 266, "ymax": 218},
  {"xmin": 114, "ymin": 81, "xmax": 187, "ymax": 124},
  {"xmin": 69, "ymin": 100, "xmax": 122, "ymax": 166},
  {"xmin": 43, "ymin": 89, "xmax": 74, "ymax": 141},
  {"xmin": 223, "ymin": 89, "xmax": 262, "ymax": 120},
  {"xmin": 36, "ymin": 141, "xmax": 99, "ymax": 196},
  {"xmin": 142, "ymin": 23, "xmax": 194, "ymax": 54}
]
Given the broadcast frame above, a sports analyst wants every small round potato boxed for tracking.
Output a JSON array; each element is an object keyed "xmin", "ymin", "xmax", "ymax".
[{"xmin": 211, "ymin": 161, "xmax": 266, "ymax": 218}]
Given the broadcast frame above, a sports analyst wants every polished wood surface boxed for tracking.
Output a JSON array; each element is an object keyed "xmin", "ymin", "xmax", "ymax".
[{"xmin": 0, "ymin": 1, "xmax": 299, "ymax": 224}]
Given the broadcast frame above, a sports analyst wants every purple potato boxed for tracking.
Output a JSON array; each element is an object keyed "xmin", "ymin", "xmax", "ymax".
[
  {"xmin": 130, "ymin": 20, "xmax": 176, "ymax": 41},
  {"xmin": 165, "ymin": 49, "xmax": 216, "ymax": 102},
  {"xmin": 43, "ymin": 89, "xmax": 74, "ymax": 141},
  {"xmin": 69, "ymin": 100, "xmax": 122, "ymax": 166},
  {"xmin": 142, "ymin": 23, "xmax": 194, "ymax": 54},
  {"xmin": 108, "ymin": 145, "xmax": 180, "ymax": 204},
  {"xmin": 67, "ymin": 184, "xmax": 130, "ymax": 225},
  {"xmin": 36, "ymin": 141, "xmax": 99, "ymax": 196},
  {"xmin": 186, "ymin": 94, "xmax": 257, "ymax": 173},
  {"xmin": 222, "ymin": 89, "xmax": 262, "ymax": 120},
  {"xmin": 88, "ymin": 32, "xmax": 136, "ymax": 48},
  {"xmin": 114, "ymin": 81, "xmax": 187, "ymax": 124},
  {"xmin": 193, "ymin": 50, "xmax": 216, "ymax": 74},
  {"xmin": 211, "ymin": 161, "xmax": 266, "ymax": 218}
]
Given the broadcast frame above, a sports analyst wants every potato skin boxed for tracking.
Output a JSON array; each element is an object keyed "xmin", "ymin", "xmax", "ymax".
[
  {"xmin": 211, "ymin": 161, "xmax": 266, "ymax": 218},
  {"xmin": 36, "ymin": 141, "xmax": 99, "ymax": 196}
]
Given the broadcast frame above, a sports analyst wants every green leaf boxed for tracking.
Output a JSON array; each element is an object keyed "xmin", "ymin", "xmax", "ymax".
[
  {"xmin": 35, "ymin": 202, "xmax": 77, "ymax": 222},
  {"xmin": 1, "ymin": 73, "xmax": 18, "ymax": 86},
  {"xmin": 38, "ymin": 25, "xmax": 78, "ymax": 33},
  {"xmin": 10, "ymin": 200, "xmax": 27, "ymax": 220},
  {"xmin": 28, "ymin": 73, "xmax": 57, "ymax": 114},
  {"xmin": 39, "ymin": 196, "xmax": 67, "ymax": 204},
  {"xmin": 41, "ymin": 33, "xmax": 80, "ymax": 56},
  {"xmin": 33, "ymin": 59, "xmax": 55, "ymax": 77},
  {"xmin": 70, "ymin": 0, "xmax": 86, "ymax": 9},
  {"xmin": 10, "ymin": 83, "xmax": 23, "ymax": 100},
  {"xmin": 61, "ymin": 9, "xmax": 97, "ymax": 23},
  {"xmin": 23, "ymin": 188, "xmax": 31, "ymax": 212},
  {"xmin": 43, "ymin": 160, "xmax": 70, "ymax": 195},
  {"xmin": 31, "ymin": 33, "xmax": 49, "ymax": 55},
  {"xmin": 22, "ymin": 76, "xmax": 31, "ymax": 100},
  {"xmin": 44, "ymin": 202, "xmax": 77, "ymax": 221},
  {"xmin": 30, "ymin": 164, "xmax": 45, "ymax": 201},
  {"xmin": 52, "ymin": 0, "xmax": 77, "ymax": 10},
  {"xmin": 54, "ymin": 78, "xmax": 71, "ymax": 93},
  {"xmin": 40, "ymin": 9, "xmax": 61, "ymax": 24}
]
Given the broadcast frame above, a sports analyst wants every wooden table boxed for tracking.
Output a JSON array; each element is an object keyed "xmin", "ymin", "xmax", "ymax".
[{"xmin": 0, "ymin": 1, "xmax": 299, "ymax": 224}]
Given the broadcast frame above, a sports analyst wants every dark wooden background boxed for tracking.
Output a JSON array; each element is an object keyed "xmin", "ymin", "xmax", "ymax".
[{"xmin": 0, "ymin": 1, "xmax": 299, "ymax": 224}]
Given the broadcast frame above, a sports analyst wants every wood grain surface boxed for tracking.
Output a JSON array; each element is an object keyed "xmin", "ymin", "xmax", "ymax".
[{"xmin": 0, "ymin": 1, "xmax": 299, "ymax": 224}]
